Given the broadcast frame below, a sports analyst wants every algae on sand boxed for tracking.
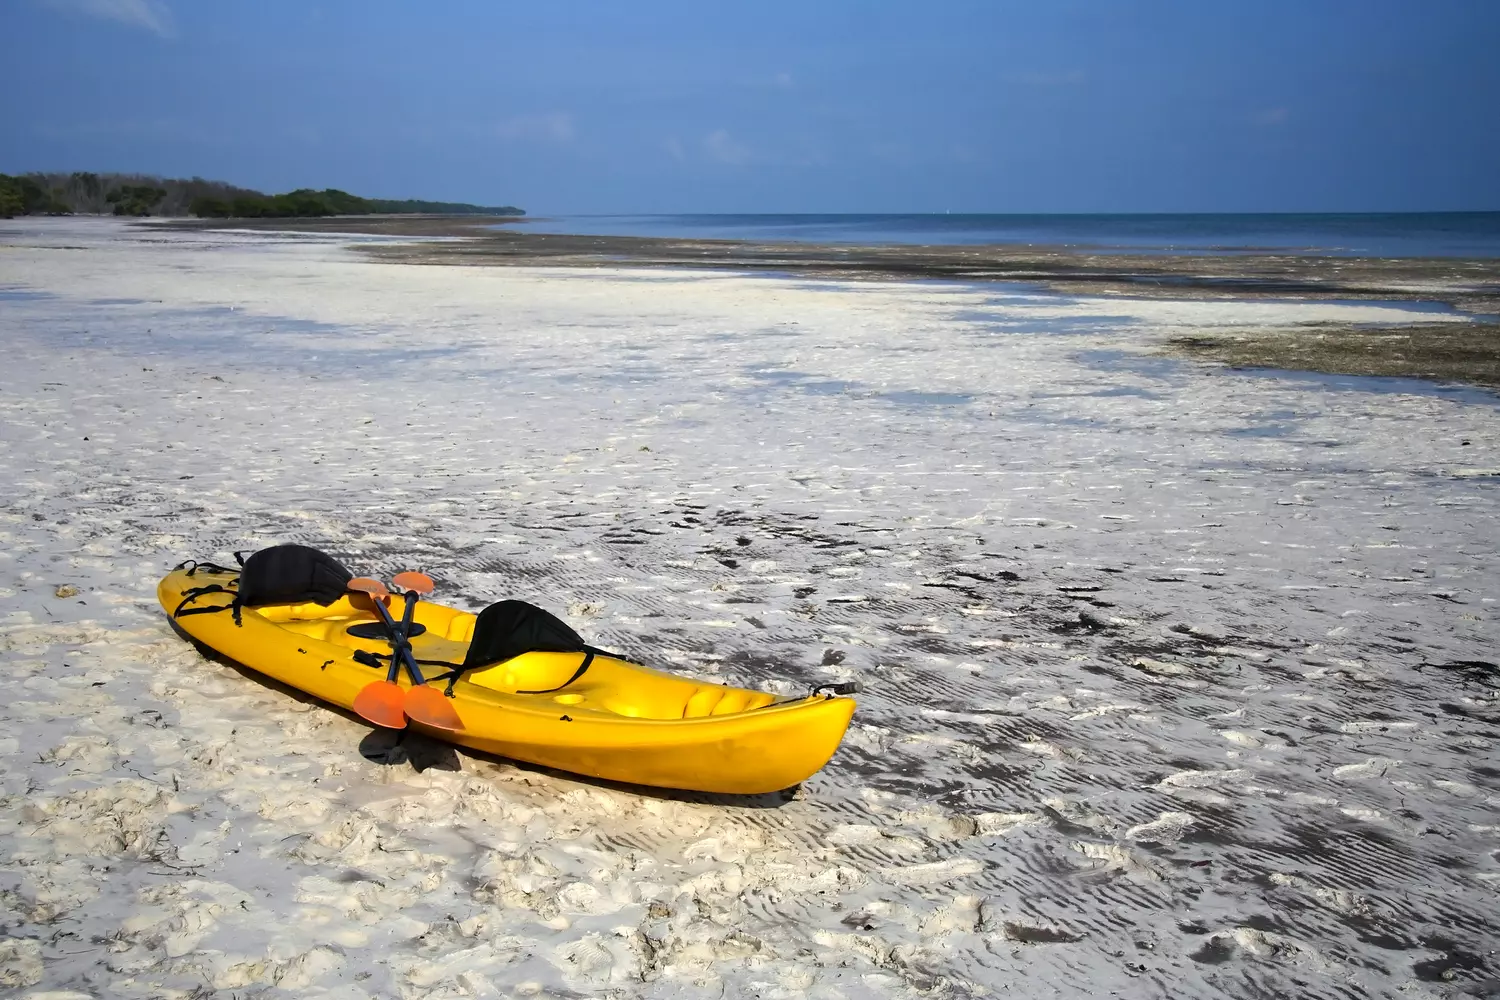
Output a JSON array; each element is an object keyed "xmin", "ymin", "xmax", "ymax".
[{"xmin": 1164, "ymin": 320, "xmax": 1500, "ymax": 390}]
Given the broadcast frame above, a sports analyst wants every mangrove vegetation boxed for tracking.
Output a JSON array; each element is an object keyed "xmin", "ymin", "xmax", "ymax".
[{"xmin": 0, "ymin": 171, "xmax": 523, "ymax": 219}]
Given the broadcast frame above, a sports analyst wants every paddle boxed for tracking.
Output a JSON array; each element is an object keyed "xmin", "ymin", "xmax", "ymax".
[
  {"xmin": 349, "ymin": 573, "xmax": 464, "ymax": 732},
  {"xmin": 388, "ymin": 572, "xmax": 463, "ymax": 732},
  {"xmin": 349, "ymin": 578, "xmax": 407, "ymax": 729}
]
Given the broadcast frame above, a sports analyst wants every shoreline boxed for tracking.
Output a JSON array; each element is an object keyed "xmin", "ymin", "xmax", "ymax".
[
  {"xmin": 157, "ymin": 213, "xmax": 1500, "ymax": 311},
  {"xmin": 158, "ymin": 214, "xmax": 1500, "ymax": 391}
]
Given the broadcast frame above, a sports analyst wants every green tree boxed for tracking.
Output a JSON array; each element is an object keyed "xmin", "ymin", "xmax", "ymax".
[
  {"xmin": 0, "ymin": 176, "xmax": 24, "ymax": 218},
  {"xmin": 188, "ymin": 197, "xmax": 231, "ymax": 218}
]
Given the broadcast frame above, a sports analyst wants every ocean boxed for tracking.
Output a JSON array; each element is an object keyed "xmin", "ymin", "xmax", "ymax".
[{"xmin": 504, "ymin": 211, "xmax": 1500, "ymax": 258}]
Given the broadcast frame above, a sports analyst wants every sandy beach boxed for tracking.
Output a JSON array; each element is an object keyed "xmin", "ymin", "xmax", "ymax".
[{"xmin": 1, "ymin": 217, "xmax": 1497, "ymax": 997}]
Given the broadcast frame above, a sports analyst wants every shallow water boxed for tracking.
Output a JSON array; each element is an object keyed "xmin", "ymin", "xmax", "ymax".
[{"xmin": 501, "ymin": 211, "xmax": 1500, "ymax": 258}]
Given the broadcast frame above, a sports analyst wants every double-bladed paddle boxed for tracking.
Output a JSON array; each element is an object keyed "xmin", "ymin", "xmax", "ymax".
[
  {"xmin": 349, "ymin": 573, "xmax": 464, "ymax": 732},
  {"xmin": 389, "ymin": 571, "xmax": 464, "ymax": 731}
]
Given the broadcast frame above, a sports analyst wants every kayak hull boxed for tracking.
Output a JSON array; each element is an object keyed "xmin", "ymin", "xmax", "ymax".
[{"xmin": 158, "ymin": 568, "xmax": 855, "ymax": 794}]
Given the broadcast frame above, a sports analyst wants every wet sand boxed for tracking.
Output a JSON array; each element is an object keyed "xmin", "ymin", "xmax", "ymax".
[
  {"xmin": 165, "ymin": 214, "xmax": 1500, "ymax": 392},
  {"xmin": 164, "ymin": 213, "xmax": 1500, "ymax": 309}
]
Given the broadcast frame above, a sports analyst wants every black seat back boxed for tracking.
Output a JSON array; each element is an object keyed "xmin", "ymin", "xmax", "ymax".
[
  {"xmin": 462, "ymin": 599, "xmax": 584, "ymax": 668},
  {"xmin": 237, "ymin": 543, "xmax": 353, "ymax": 607}
]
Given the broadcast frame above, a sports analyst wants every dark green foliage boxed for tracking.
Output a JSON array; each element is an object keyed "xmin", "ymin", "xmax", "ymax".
[
  {"xmin": 188, "ymin": 197, "xmax": 231, "ymax": 218},
  {"xmin": 194, "ymin": 188, "xmax": 369, "ymax": 219},
  {"xmin": 0, "ymin": 172, "xmax": 523, "ymax": 219},
  {"xmin": 187, "ymin": 188, "xmax": 524, "ymax": 219},
  {"xmin": 0, "ymin": 174, "xmax": 70, "ymax": 217},
  {"xmin": 0, "ymin": 179, "xmax": 23, "ymax": 219},
  {"xmin": 13, "ymin": 172, "xmax": 264, "ymax": 217},
  {"xmin": 106, "ymin": 184, "xmax": 167, "ymax": 216},
  {"xmin": 365, "ymin": 198, "xmax": 523, "ymax": 215}
]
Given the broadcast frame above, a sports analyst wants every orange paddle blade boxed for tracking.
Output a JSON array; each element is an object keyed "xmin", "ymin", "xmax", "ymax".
[
  {"xmin": 404, "ymin": 685, "xmax": 464, "ymax": 732},
  {"xmin": 348, "ymin": 577, "xmax": 391, "ymax": 599},
  {"xmin": 392, "ymin": 571, "xmax": 434, "ymax": 595},
  {"xmin": 353, "ymin": 681, "xmax": 408, "ymax": 729}
]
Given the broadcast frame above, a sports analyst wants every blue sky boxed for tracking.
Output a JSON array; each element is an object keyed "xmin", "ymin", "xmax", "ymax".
[{"xmin": 3, "ymin": 0, "xmax": 1498, "ymax": 213}]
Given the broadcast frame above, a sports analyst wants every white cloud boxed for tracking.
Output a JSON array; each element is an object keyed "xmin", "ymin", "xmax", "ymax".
[
  {"xmin": 41, "ymin": 0, "xmax": 176, "ymax": 37},
  {"xmin": 491, "ymin": 113, "xmax": 575, "ymax": 143},
  {"xmin": 703, "ymin": 129, "xmax": 751, "ymax": 165}
]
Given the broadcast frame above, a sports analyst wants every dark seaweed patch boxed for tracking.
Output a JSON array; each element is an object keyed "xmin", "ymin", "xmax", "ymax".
[
  {"xmin": 1189, "ymin": 936, "xmax": 1236, "ymax": 964},
  {"xmin": 1002, "ymin": 921, "xmax": 1082, "ymax": 944},
  {"xmin": 1420, "ymin": 660, "xmax": 1499, "ymax": 687}
]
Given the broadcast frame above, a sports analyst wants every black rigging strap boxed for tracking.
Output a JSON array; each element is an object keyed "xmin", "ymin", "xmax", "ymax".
[{"xmin": 352, "ymin": 646, "xmax": 615, "ymax": 698}]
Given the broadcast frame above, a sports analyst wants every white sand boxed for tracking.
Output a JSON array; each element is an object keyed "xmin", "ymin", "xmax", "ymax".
[{"xmin": 1, "ymin": 218, "xmax": 1496, "ymax": 998}]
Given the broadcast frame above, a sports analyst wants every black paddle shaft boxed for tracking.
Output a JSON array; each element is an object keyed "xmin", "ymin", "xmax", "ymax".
[{"xmin": 366, "ymin": 590, "xmax": 428, "ymax": 686}]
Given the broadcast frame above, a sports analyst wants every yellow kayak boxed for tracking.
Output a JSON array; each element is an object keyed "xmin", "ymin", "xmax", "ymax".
[{"xmin": 157, "ymin": 557, "xmax": 855, "ymax": 795}]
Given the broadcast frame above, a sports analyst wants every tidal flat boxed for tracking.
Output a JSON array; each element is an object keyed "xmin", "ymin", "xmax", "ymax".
[
  {"xmin": 0, "ymin": 217, "xmax": 1496, "ymax": 998},
  {"xmin": 175, "ymin": 213, "xmax": 1500, "ymax": 392}
]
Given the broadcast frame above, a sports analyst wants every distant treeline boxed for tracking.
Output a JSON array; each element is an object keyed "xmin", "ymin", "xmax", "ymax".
[
  {"xmin": 1, "ymin": 173, "xmax": 73, "ymax": 217},
  {"xmin": 188, "ymin": 190, "xmax": 526, "ymax": 219},
  {"xmin": 0, "ymin": 172, "xmax": 523, "ymax": 219}
]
